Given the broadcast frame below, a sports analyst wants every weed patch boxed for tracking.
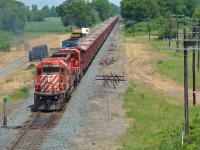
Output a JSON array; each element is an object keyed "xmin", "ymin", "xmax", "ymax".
[
  {"xmin": 121, "ymin": 83, "xmax": 199, "ymax": 149},
  {"xmin": 8, "ymin": 86, "xmax": 30, "ymax": 101}
]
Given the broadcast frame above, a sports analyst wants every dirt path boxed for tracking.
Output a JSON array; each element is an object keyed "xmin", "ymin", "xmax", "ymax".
[{"xmin": 124, "ymin": 36, "xmax": 199, "ymax": 103}]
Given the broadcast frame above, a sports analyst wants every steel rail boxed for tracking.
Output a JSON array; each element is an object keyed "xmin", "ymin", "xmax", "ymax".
[
  {"xmin": 9, "ymin": 112, "xmax": 40, "ymax": 150},
  {"xmin": 30, "ymin": 114, "xmax": 55, "ymax": 150}
]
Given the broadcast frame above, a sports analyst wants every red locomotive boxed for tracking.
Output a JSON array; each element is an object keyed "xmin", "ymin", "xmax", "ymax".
[{"xmin": 34, "ymin": 17, "xmax": 119, "ymax": 111}]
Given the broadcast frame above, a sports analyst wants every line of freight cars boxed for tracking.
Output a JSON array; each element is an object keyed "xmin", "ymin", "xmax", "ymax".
[{"xmin": 34, "ymin": 17, "xmax": 119, "ymax": 111}]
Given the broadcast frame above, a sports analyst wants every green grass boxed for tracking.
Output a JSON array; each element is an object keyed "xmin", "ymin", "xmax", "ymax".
[
  {"xmin": 24, "ymin": 17, "xmax": 70, "ymax": 33},
  {"xmin": 151, "ymin": 38, "xmax": 200, "ymax": 90},
  {"xmin": 124, "ymin": 31, "xmax": 147, "ymax": 37},
  {"xmin": 8, "ymin": 86, "xmax": 30, "ymax": 101},
  {"xmin": 121, "ymin": 83, "xmax": 200, "ymax": 150},
  {"xmin": 122, "ymin": 30, "xmax": 200, "ymax": 149}
]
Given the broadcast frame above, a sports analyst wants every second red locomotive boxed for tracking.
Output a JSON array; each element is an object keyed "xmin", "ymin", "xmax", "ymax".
[{"xmin": 34, "ymin": 17, "xmax": 119, "ymax": 111}]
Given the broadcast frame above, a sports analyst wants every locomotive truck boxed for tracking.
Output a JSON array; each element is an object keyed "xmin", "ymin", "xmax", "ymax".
[{"xmin": 34, "ymin": 17, "xmax": 119, "ymax": 111}]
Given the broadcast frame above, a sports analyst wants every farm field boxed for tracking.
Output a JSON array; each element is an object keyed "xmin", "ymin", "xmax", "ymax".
[{"xmin": 24, "ymin": 17, "xmax": 70, "ymax": 33}]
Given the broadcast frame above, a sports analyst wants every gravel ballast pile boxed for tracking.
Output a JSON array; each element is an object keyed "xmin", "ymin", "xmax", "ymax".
[{"xmin": 41, "ymin": 25, "xmax": 118, "ymax": 150}]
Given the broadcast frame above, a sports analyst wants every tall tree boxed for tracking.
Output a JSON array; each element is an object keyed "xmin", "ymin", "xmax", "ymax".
[
  {"xmin": 57, "ymin": 0, "xmax": 95, "ymax": 28},
  {"xmin": 184, "ymin": 0, "xmax": 200, "ymax": 17},
  {"xmin": 157, "ymin": 0, "xmax": 186, "ymax": 16},
  {"xmin": 92, "ymin": 0, "xmax": 110, "ymax": 21},
  {"xmin": 50, "ymin": 6, "xmax": 58, "ymax": 17},
  {"xmin": 30, "ymin": 4, "xmax": 45, "ymax": 22},
  {"xmin": 0, "ymin": 0, "xmax": 28, "ymax": 34},
  {"xmin": 121, "ymin": 0, "xmax": 158, "ymax": 22},
  {"xmin": 109, "ymin": 3, "xmax": 120, "ymax": 17},
  {"xmin": 41, "ymin": 5, "xmax": 50, "ymax": 17}
]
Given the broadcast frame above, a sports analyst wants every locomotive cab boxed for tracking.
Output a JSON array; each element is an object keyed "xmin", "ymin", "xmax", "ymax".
[{"xmin": 34, "ymin": 60, "xmax": 70, "ymax": 110}]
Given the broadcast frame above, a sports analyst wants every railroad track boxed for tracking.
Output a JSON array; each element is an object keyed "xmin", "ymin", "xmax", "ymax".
[{"xmin": 9, "ymin": 112, "xmax": 55, "ymax": 150}]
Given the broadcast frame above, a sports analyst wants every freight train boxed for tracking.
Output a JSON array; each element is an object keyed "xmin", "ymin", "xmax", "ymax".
[{"xmin": 34, "ymin": 17, "xmax": 119, "ymax": 111}]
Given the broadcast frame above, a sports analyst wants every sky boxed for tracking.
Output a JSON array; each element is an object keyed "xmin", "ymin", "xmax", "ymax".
[{"xmin": 18, "ymin": 0, "xmax": 121, "ymax": 9}]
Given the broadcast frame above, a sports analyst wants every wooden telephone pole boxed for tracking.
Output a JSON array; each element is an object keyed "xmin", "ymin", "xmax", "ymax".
[{"xmin": 164, "ymin": 27, "xmax": 200, "ymax": 135}]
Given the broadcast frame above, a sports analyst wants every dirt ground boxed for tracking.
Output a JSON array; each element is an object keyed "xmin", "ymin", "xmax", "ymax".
[{"xmin": 124, "ymin": 37, "xmax": 200, "ymax": 104}]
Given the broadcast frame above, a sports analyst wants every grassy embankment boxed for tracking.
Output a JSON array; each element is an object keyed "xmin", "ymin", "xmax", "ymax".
[
  {"xmin": 0, "ymin": 17, "xmax": 67, "ymax": 112},
  {"xmin": 121, "ymin": 30, "xmax": 200, "ymax": 149}
]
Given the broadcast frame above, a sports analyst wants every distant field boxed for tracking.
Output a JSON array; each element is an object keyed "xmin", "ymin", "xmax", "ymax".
[{"xmin": 24, "ymin": 17, "xmax": 70, "ymax": 33}]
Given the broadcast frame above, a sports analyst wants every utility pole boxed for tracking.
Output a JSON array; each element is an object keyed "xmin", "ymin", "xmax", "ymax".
[
  {"xmin": 171, "ymin": 15, "xmax": 185, "ymax": 48},
  {"xmin": 192, "ymin": 27, "xmax": 196, "ymax": 105},
  {"xmin": 198, "ymin": 33, "xmax": 200, "ymax": 72},
  {"xmin": 164, "ymin": 27, "xmax": 200, "ymax": 135},
  {"xmin": 169, "ymin": 19, "xmax": 172, "ymax": 47},
  {"xmin": 148, "ymin": 20, "xmax": 151, "ymax": 42},
  {"xmin": 131, "ymin": 20, "xmax": 135, "ymax": 37},
  {"xmin": 183, "ymin": 28, "xmax": 189, "ymax": 135}
]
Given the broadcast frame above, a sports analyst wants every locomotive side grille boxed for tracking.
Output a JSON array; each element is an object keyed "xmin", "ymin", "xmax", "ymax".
[{"xmin": 40, "ymin": 74, "xmax": 59, "ymax": 93}]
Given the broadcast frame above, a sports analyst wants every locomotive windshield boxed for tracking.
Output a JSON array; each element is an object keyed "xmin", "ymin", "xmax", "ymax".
[{"xmin": 43, "ymin": 64, "xmax": 60, "ymax": 73}]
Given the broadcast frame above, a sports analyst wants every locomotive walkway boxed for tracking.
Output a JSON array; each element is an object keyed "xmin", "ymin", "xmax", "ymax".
[{"xmin": 0, "ymin": 56, "xmax": 28, "ymax": 80}]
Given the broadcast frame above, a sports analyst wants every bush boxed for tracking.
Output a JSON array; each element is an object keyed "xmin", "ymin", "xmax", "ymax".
[
  {"xmin": 157, "ymin": 113, "xmax": 200, "ymax": 149},
  {"xmin": 0, "ymin": 31, "xmax": 12, "ymax": 51},
  {"xmin": 134, "ymin": 22, "xmax": 148, "ymax": 32},
  {"xmin": 8, "ymin": 86, "xmax": 30, "ymax": 100},
  {"xmin": 158, "ymin": 24, "xmax": 177, "ymax": 39}
]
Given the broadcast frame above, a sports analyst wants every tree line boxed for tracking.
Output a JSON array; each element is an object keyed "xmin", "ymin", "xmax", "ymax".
[
  {"xmin": 121, "ymin": 0, "xmax": 200, "ymax": 22},
  {"xmin": 121, "ymin": 0, "xmax": 200, "ymax": 39},
  {"xmin": 27, "ymin": 5, "xmax": 58, "ymax": 22},
  {"xmin": 57, "ymin": 0, "xmax": 120, "ymax": 28},
  {"xmin": 0, "ymin": 0, "xmax": 120, "ymax": 51},
  {"xmin": 0, "ymin": 0, "xmax": 120, "ymax": 35}
]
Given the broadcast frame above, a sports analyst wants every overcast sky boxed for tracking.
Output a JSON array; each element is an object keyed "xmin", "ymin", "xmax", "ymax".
[{"xmin": 18, "ymin": 0, "xmax": 121, "ymax": 8}]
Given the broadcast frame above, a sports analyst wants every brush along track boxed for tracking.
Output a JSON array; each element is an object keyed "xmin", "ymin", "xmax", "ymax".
[{"xmin": 9, "ymin": 111, "xmax": 58, "ymax": 150}]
